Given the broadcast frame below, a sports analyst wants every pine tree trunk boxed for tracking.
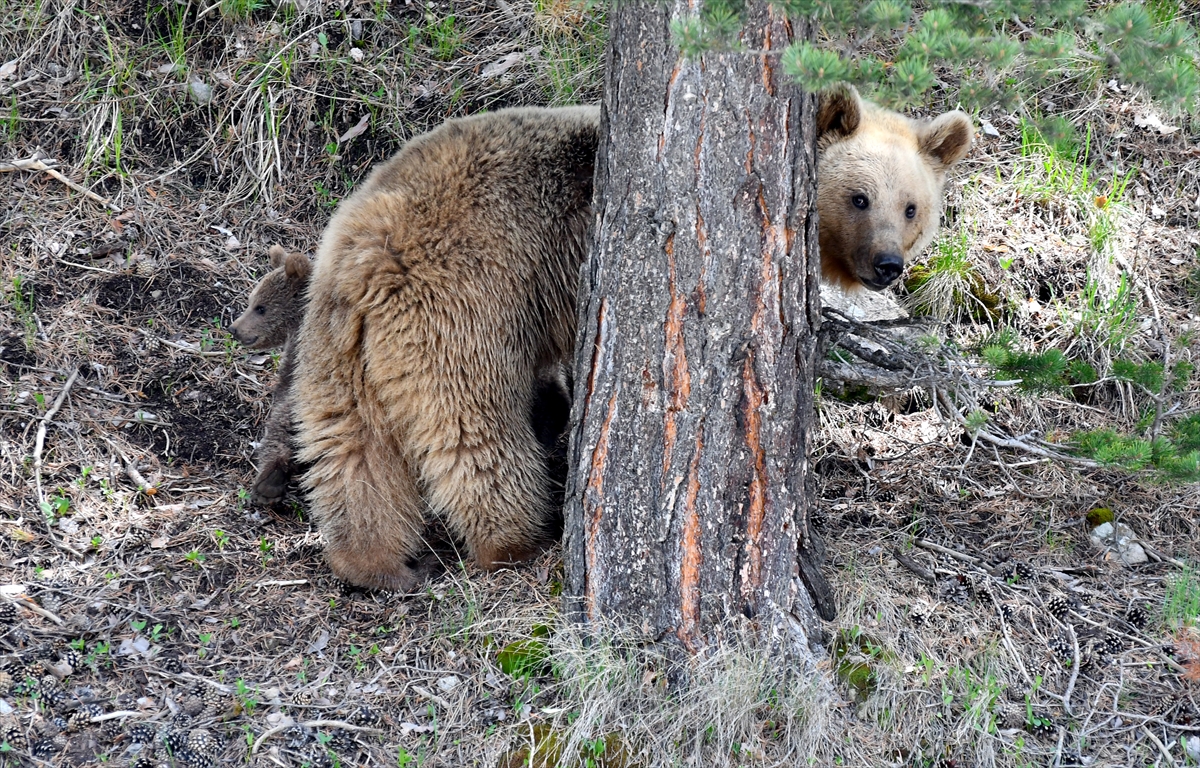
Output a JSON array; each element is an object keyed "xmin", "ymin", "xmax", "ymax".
[{"xmin": 564, "ymin": 0, "xmax": 831, "ymax": 657}]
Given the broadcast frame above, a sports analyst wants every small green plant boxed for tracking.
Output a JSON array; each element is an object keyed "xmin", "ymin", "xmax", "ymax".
[
  {"xmin": 219, "ymin": 0, "xmax": 264, "ymax": 21},
  {"xmin": 258, "ymin": 536, "xmax": 274, "ymax": 565},
  {"xmin": 214, "ymin": 529, "xmax": 230, "ymax": 550},
  {"xmin": 1164, "ymin": 565, "xmax": 1200, "ymax": 629},
  {"xmin": 185, "ymin": 549, "xmax": 206, "ymax": 566},
  {"xmin": 39, "ymin": 492, "xmax": 70, "ymax": 525},
  {"xmin": 980, "ymin": 331, "xmax": 1087, "ymax": 394},
  {"xmin": 313, "ymin": 181, "xmax": 338, "ymax": 209},
  {"xmin": 426, "ymin": 14, "xmax": 462, "ymax": 61},
  {"xmin": 235, "ymin": 678, "xmax": 259, "ymax": 715},
  {"xmin": 1073, "ymin": 270, "xmax": 1139, "ymax": 353},
  {"xmin": 3, "ymin": 94, "xmax": 18, "ymax": 141},
  {"xmin": 7, "ymin": 275, "xmax": 36, "ymax": 350},
  {"xmin": 348, "ymin": 644, "xmax": 366, "ymax": 673},
  {"xmin": 1072, "ymin": 420, "xmax": 1200, "ymax": 483},
  {"xmin": 904, "ymin": 228, "xmax": 999, "ymax": 322}
]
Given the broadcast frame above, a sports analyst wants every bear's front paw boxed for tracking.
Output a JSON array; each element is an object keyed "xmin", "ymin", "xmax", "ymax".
[{"xmin": 251, "ymin": 459, "xmax": 293, "ymax": 507}]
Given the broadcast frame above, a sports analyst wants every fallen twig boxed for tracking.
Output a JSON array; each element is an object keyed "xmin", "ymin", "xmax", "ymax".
[
  {"xmin": 413, "ymin": 685, "xmax": 452, "ymax": 709},
  {"xmin": 251, "ymin": 719, "xmax": 383, "ymax": 754},
  {"xmin": 30, "ymin": 368, "xmax": 86, "ymax": 558},
  {"xmin": 32, "ymin": 367, "xmax": 80, "ymax": 504},
  {"xmin": 892, "ymin": 547, "xmax": 936, "ymax": 584},
  {"xmin": 1141, "ymin": 725, "xmax": 1176, "ymax": 765},
  {"xmin": 1, "ymin": 156, "xmax": 120, "ymax": 211},
  {"xmin": 913, "ymin": 538, "xmax": 983, "ymax": 568},
  {"xmin": 1, "ymin": 593, "xmax": 65, "ymax": 626}
]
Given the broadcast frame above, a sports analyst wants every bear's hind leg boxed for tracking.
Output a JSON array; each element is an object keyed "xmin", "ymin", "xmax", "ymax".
[
  {"xmin": 300, "ymin": 421, "xmax": 431, "ymax": 591},
  {"xmin": 415, "ymin": 394, "xmax": 552, "ymax": 570}
]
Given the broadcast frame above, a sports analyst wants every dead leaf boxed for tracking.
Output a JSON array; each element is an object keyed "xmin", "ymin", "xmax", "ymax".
[
  {"xmin": 482, "ymin": 52, "xmax": 525, "ymax": 78},
  {"xmin": 1134, "ymin": 111, "xmax": 1179, "ymax": 135},
  {"xmin": 338, "ymin": 113, "xmax": 370, "ymax": 145}
]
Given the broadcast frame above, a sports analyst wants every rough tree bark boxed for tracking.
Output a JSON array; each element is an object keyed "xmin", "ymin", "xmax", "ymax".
[{"xmin": 564, "ymin": 0, "xmax": 832, "ymax": 658}]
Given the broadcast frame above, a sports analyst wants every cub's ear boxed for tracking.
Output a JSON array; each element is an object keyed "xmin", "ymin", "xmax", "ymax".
[
  {"xmin": 918, "ymin": 111, "xmax": 974, "ymax": 171},
  {"xmin": 817, "ymin": 84, "xmax": 862, "ymax": 142},
  {"xmin": 268, "ymin": 244, "xmax": 287, "ymax": 269},
  {"xmin": 284, "ymin": 252, "xmax": 311, "ymax": 281}
]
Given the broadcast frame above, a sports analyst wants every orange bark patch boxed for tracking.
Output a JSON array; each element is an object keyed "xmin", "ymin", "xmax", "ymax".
[
  {"xmin": 584, "ymin": 388, "xmax": 618, "ymax": 620},
  {"xmin": 662, "ymin": 233, "xmax": 691, "ymax": 479},
  {"xmin": 677, "ymin": 436, "xmax": 703, "ymax": 652},
  {"xmin": 740, "ymin": 353, "xmax": 767, "ymax": 601}
]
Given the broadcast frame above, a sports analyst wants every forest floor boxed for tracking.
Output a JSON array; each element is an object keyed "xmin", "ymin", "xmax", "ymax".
[{"xmin": 1, "ymin": 0, "xmax": 1199, "ymax": 766}]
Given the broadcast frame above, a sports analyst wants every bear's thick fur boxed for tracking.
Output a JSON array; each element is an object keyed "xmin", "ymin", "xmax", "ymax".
[
  {"xmin": 293, "ymin": 107, "xmax": 598, "ymax": 590},
  {"xmin": 230, "ymin": 245, "xmax": 311, "ymax": 506},
  {"xmin": 816, "ymin": 85, "xmax": 974, "ymax": 291}
]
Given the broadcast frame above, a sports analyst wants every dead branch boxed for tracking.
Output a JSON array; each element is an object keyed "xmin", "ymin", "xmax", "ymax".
[
  {"xmin": 32, "ymin": 366, "xmax": 79, "ymax": 504},
  {"xmin": 1, "ymin": 156, "xmax": 120, "ymax": 211},
  {"xmin": 251, "ymin": 719, "xmax": 384, "ymax": 754},
  {"xmin": 819, "ymin": 307, "xmax": 1103, "ymax": 470}
]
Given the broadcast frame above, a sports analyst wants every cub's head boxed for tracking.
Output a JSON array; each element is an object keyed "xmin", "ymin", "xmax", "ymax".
[
  {"xmin": 229, "ymin": 245, "xmax": 311, "ymax": 350},
  {"xmin": 817, "ymin": 84, "xmax": 974, "ymax": 291}
]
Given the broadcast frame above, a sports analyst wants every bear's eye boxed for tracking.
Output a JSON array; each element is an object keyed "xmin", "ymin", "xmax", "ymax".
[
  {"xmin": 905, "ymin": 203, "xmax": 917, "ymax": 219},
  {"xmin": 851, "ymin": 194, "xmax": 869, "ymax": 210},
  {"xmin": 254, "ymin": 305, "xmax": 266, "ymax": 315}
]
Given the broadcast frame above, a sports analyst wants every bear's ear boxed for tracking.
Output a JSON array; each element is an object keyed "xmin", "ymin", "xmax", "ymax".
[
  {"xmin": 284, "ymin": 252, "xmax": 311, "ymax": 281},
  {"xmin": 816, "ymin": 84, "xmax": 862, "ymax": 142},
  {"xmin": 918, "ymin": 111, "xmax": 974, "ymax": 171},
  {"xmin": 268, "ymin": 244, "xmax": 286, "ymax": 269}
]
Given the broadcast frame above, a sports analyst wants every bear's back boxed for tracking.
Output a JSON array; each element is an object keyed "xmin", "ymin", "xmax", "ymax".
[{"xmin": 310, "ymin": 106, "xmax": 600, "ymax": 309}]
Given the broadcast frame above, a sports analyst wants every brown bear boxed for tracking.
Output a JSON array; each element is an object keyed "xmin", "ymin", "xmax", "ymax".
[
  {"xmin": 816, "ymin": 84, "xmax": 973, "ymax": 291},
  {"xmin": 229, "ymin": 245, "xmax": 311, "ymax": 506},
  {"xmin": 293, "ymin": 93, "xmax": 972, "ymax": 591},
  {"xmin": 293, "ymin": 107, "xmax": 598, "ymax": 590}
]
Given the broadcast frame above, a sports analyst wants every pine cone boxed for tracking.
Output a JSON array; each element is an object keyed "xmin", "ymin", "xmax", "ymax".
[
  {"xmin": 1125, "ymin": 604, "xmax": 1149, "ymax": 630},
  {"xmin": 127, "ymin": 722, "xmax": 157, "ymax": 744},
  {"xmin": 1103, "ymin": 632, "xmax": 1124, "ymax": 654},
  {"xmin": 1048, "ymin": 634, "xmax": 1073, "ymax": 663},
  {"xmin": 1045, "ymin": 595, "xmax": 1069, "ymax": 621}
]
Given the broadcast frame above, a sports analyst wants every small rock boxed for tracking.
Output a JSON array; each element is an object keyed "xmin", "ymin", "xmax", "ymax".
[
  {"xmin": 1089, "ymin": 522, "xmax": 1147, "ymax": 566},
  {"xmin": 350, "ymin": 47, "xmax": 363, "ymax": 62},
  {"xmin": 436, "ymin": 675, "xmax": 459, "ymax": 693}
]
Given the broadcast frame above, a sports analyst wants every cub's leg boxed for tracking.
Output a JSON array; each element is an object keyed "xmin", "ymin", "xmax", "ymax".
[{"xmin": 251, "ymin": 338, "xmax": 298, "ymax": 507}]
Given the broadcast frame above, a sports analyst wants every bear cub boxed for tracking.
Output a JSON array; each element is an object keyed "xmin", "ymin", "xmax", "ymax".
[
  {"xmin": 816, "ymin": 84, "xmax": 973, "ymax": 291},
  {"xmin": 230, "ymin": 244, "xmax": 310, "ymax": 506}
]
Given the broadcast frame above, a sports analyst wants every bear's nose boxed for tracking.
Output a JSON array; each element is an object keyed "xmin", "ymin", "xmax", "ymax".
[{"xmin": 872, "ymin": 254, "xmax": 904, "ymax": 286}]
